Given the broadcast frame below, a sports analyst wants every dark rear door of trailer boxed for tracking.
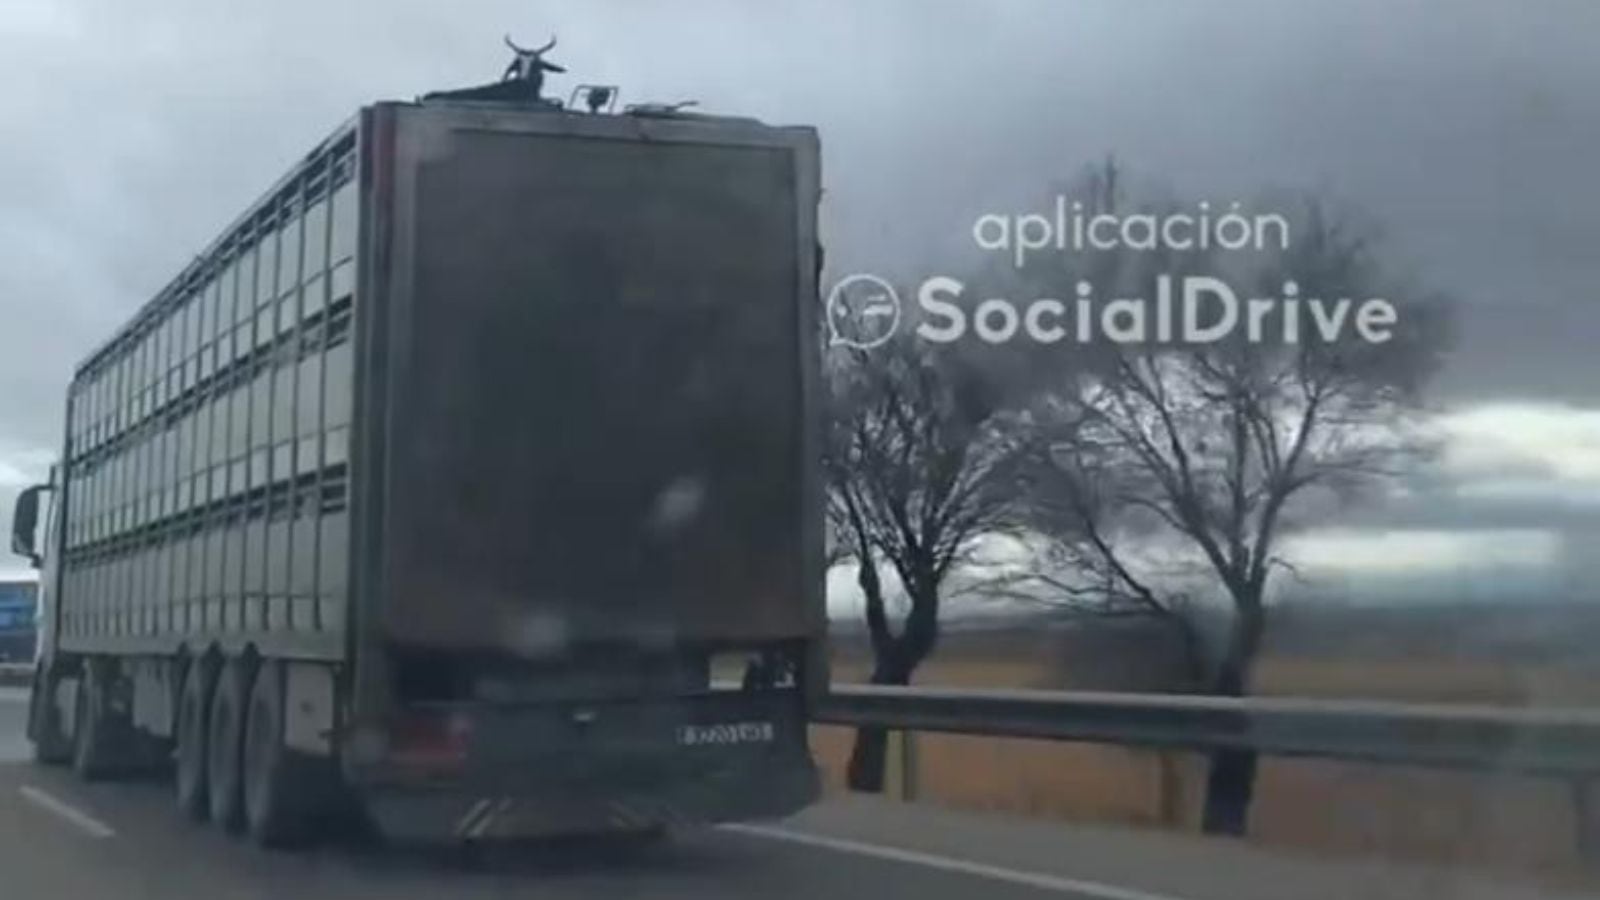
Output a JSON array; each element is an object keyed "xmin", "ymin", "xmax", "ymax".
[{"xmin": 369, "ymin": 104, "xmax": 822, "ymax": 657}]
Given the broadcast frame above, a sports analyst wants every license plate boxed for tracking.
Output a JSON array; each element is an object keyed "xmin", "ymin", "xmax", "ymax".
[{"xmin": 677, "ymin": 721, "xmax": 775, "ymax": 746}]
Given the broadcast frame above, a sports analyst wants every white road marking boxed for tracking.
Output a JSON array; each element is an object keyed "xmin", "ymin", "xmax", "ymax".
[
  {"xmin": 723, "ymin": 823, "xmax": 1187, "ymax": 900},
  {"xmin": 17, "ymin": 785, "xmax": 116, "ymax": 839}
]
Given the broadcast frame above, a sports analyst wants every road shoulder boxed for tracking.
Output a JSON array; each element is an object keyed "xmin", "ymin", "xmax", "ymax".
[{"xmin": 770, "ymin": 792, "xmax": 1596, "ymax": 900}]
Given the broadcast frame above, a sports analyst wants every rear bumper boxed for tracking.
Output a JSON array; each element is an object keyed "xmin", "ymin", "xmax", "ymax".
[
  {"xmin": 349, "ymin": 690, "xmax": 820, "ymax": 840},
  {"xmin": 362, "ymin": 754, "xmax": 820, "ymax": 841}
]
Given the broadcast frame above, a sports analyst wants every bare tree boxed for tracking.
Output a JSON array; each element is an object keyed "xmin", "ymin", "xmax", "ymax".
[
  {"xmin": 1025, "ymin": 199, "xmax": 1451, "ymax": 834},
  {"xmin": 951, "ymin": 158, "xmax": 1221, "ymax": 680},
  {"xmin": 824, "ymin": 332, "xmax": 1028, "ymax": 792}
]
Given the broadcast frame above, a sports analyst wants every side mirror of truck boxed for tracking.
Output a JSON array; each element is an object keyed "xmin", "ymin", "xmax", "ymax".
[{"xmin": 10, "ymin": 484, "xmax": 44, "ymax": 569}]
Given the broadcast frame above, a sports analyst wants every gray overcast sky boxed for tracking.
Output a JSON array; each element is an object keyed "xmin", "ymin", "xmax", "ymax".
[{"xmin": 2, "ymin": 0, "xmax": 1598, "ymax": 587}]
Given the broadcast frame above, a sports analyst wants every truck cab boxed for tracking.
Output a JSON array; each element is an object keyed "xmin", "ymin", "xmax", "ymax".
[
  {"xmin": 9, "ymin": 471, "xmax": 56, "ymax": 659},
  {"xmin": 10, "ymin": 467, "xmax": 72, "ymax": 759}
]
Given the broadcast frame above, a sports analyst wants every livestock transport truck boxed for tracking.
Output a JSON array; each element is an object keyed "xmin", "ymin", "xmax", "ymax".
[{"xmin": 8, "ymin": 79, "xmax": 826, "ymax": 847}]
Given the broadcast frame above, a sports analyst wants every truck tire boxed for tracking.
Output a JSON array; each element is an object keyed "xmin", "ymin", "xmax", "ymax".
[
  {"xmin": 29, "ymin": 662, "xmax": 72, "ymax": 765},
  {"xmin": 175, "ymin": 658, "xmax": 216, "ymax": 821},
  {"xmin": 71, "ymin": 659, "xmax": 116, "ymax": 780},
  {"xmin": 242, "ymin": 660, "xmax": 317, "ymax": 847},
  {"xmin": 206, "ymin": 656, "xmax": 253, "ymax": 831}
]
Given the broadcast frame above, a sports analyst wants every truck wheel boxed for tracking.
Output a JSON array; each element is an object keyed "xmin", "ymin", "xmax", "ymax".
[
  {"xmin": 206, "ymin": 657, "xmax": 253, "ymax": 832},
  {"xmin": 175, "ymin": 658, "xmax": 216, "ymax": 821},
  {"xmin": 28, "ymin": 663, "xmax": 72, "ymax": 765},
  {"xmin": 242, "ymin": 660, "xmax": 318, "ymax": 847},
  {"xmin": 71, "ymin": 659, "xmax": 116, "ymax": 780}
]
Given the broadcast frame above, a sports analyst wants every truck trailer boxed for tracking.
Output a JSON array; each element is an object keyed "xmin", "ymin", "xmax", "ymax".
[{"xmin": 9, "ymin": 82, "xmax": 826, "ymax": 846}]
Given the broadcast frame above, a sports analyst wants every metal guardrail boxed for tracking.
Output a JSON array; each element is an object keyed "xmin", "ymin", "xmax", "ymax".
[
  {"xmin": 814, "ymin": 684, "xmax": 1600, "ymax": 776},
  {"xmin": 2, "ymin": 667, "xmax": 1594, "ymax": 776}
]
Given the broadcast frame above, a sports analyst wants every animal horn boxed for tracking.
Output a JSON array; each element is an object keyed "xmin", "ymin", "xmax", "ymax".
[
  {"xmin": 535, "ymin": 35, "xmax": 557, "ymax": 54},
  {"xmin": 504, "ymin": 33, "xmax": 531, "ymax": 54}
]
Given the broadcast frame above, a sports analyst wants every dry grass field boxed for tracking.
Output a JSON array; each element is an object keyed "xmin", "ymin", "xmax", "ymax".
[{"xmin": 812, "ymin": 636, "xmax": 1600, "ymax": 878}]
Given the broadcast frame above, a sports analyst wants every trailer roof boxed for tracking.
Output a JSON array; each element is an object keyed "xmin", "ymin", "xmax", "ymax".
[
  {"xmin": 71, "ymin": 113, "xmax": 361, "ymax": 383},
  {"xmin": 69, "ymin": 98, "xmax": 817, "ymax": 388}
]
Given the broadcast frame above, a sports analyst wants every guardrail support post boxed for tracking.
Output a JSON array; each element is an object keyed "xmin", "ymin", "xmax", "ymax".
[
  {"xmin": 1576, "ymin": 778, "xmax": 1600, "ymax": 866},
  {"xmin": 899, "ymin": 729, "xmax": 918, "ymax": 802}
]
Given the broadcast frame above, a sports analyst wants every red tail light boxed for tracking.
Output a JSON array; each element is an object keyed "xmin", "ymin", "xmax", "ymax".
[{"xmin": 386, "ymin": 711, "xmax": 473, "ymax": 769}]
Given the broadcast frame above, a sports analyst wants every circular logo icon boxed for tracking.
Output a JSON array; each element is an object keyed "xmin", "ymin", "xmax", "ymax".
[{"xmin": 826, "ymin": 274, "xmax": 902, "ymax": 350}]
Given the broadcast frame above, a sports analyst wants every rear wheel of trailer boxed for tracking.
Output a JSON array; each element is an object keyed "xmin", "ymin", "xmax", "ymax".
[{"xmin": 241, "ymin": 658, "xmax": 331, "ymax": 846}]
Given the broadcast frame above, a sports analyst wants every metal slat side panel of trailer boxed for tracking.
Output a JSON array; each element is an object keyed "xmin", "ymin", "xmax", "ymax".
[{"xmin": 55, "ymin": 122, "xmax": 361, "ymax": 661}]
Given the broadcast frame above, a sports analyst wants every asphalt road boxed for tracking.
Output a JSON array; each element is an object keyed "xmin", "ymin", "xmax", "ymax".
[{"xmin": 0, "ymin": 688, "xmax": 1587, "ymax": 900}]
